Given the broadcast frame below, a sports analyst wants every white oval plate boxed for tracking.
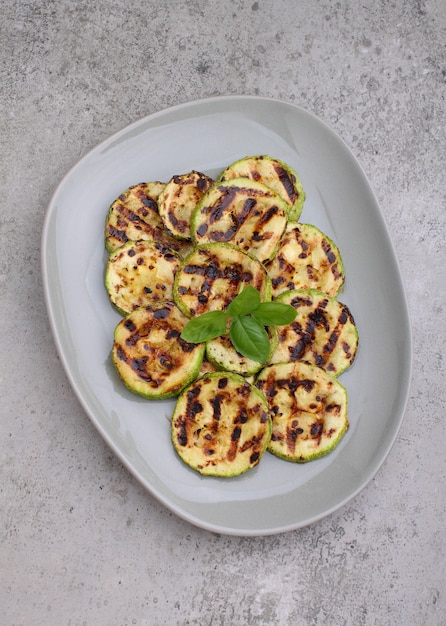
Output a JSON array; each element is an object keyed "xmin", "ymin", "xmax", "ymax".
[{"xmin": 41, "ymin": 96, "xmax": 412, "ymax": 536}]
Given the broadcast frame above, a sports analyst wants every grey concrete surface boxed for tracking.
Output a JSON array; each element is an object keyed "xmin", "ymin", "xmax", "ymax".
[{"xmin": 1, "ymin": 1, "xmax": 445, "ymax": 624}]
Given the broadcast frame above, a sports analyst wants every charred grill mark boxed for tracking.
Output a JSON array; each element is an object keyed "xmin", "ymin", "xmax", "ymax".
[
  {"xmin": 338, "ymin": 307, "xmax": 348, "ymax": 324},
  {"xmin": 326, "ymin": 403, "xmax": 341, "ymax": 415},
  {"xmin": 107, "ymin": 225, "xmax": 129, "ymax": 245},
  {"xmin": 235, "ymin": 407, "xmax": 248, "ymax": 423},
  {"xmin": 130, "ymin": 356, "xmax": 150, "ymax": 379},
  {"xmin": 208, "ymin": 189, "xmax": 237, "ymax": 223},
  {"xmin": 291, "ymin": 295, "xmax": 313, "ymax": 308},
  {"xmin": 231, "ymin": 426, "xmax": 242, "ymax": 441},
  {"xmin": 134, "ymin": 189, "xmax": 159, "ymax": 211},
  {"xmin": 309, "ymin": 306, "xmax": 330, "ymax": 331},
  {"xmin": 237, "ymin": 197, "xmax": 257, "ymax": 224},
  {"xmin": 321, "ymin": 238, "xmax": 336, "ymax": 264},
  {"xmin": 153, "ymin": 307, "xmax": 171, "ymax": 319},
  {"xmin": 257, "ymin": 205, "xmax": 279, "ymax": 227},
  {"xmin": 168, "ymin": 209, "xmax": 188, "ymax": 233},
  {"xmin": 159, "ymin": 353, "xmax": 174, "ymax": 370},
  {"xmin": 183, "ymin": 263, "xmax": 207, "ymax": 275},
  {"xmin": 178, "ymin": 337, "xmax": 197, "ymax": 353},
  {"xmin": 210, "ymin": 394, "xmax": 224, "ymax": 420},
  {"xmin": 250, "ymin": 452, "xmax": 260, "ymax": 464},
  {"xmin": 196, "ymin": 174, "xmax": 213, "ymax": 192},
  {"xmin": 342, "ymin": 341, "xmax": 352, "ymax": 358},
  {"xmin": 274, "ymin": 164, "xmax": 297, "ymax": 203},
  {"xmin": 289, "ymin": 377, "xmax": 316, "ymax": 393},
  {"xmin": 288, "ymin": 338, "xmax": 309, "ymax": 360},
  {"xmin": 272, "ymin": 275, "xmax": 286, "ymax": 288},
  {"xmin": 218, "ymin": 376, "xmax": 228, "ymax": 389},
  {"xmin": 176, "ymin": 417, "xmax": 188, "ymax": 446},
  {"xmin": 209, "ymin": 226, "xmax": 238, "ymax": 242},
  {"xmin": 331, "ymin": 263, "xmax": 342, "ymax": 280},
  {"xmin": 196, "ymin": 223, "xmax": 208, "ymax": 236},
  {"xmin": 310, "ymin": 421, "xmax": 324, "ymax": 437},
  {"xmin": 323, "ymin": 330, "xmax": 340, "ymax": 355},
  {"xmin": 286, "ymin": 422, "xmax": 300, "ymax": 451}
]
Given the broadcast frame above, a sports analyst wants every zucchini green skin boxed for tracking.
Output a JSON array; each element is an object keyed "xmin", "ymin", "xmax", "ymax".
[
  {"xmin": 269, "ymin": 289, "xmax": 358, "ymax": 376},
  {"xmin": 105, "ymin": 239, "xmax": 181, "ymax": 315},
  {"xmin": 104, "ymin": 182, "xmax": 189, "ymax": 256},
  {"xmin": 191, "ymin": 178, "xmax": 288, "ymax": 263},
  {"xmin": 266, "ymin": 223, "xmax": 345, "ymax": 298},
  {"xmin": 218, "ymin": 155, "xmax": 306, "ymax": 222},
  {"xmin": 158, "ymin": 170, "xmax": 214, "ymax": 240},
  {"xmin": 255, "ymin": 361, "xmax": 348, "ymax": 463},
  {"xmin": 171, "ymin": 372, "xmax": 272, "ymax": 477},
  {"xmin": 206, "ymin": 327, "xmax": 278, "ymax": 377},
  {"xmin": 173, "ymin": 243, "xmax": 272, "ymax": 318},
  {"xmin": 112, "ymin": 301, "xmax": 205, "ymax": 400}
]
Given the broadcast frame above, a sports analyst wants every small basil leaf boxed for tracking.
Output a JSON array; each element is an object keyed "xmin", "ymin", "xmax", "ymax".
[
  {"xmin": 229, "ymin": 316, "xmax": 271, "ymax": 363},
  {"xmin": 226, "ymin": 285, "xmax": 261, "ymax": 317},
  {"xmin": 180, "ymin": 310, "xmax": 228, "ymax": 343},
  {"xmin": 252, "ymin": 302, "xmax": 297, "ymax": 326}
]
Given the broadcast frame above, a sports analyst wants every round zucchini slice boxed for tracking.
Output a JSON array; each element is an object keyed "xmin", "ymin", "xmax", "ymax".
[
  {"xmin": 191, "ymin": 178, "xmax": 288, "ymax": 263},
  {"xmin": 104, "ymin": 182, "xmax": 185, "ymax": 255},
  {"xmin": 105, "ymin": 240, "xmax": 181, "ymax": 315},
  {"xmin": 112, "ymin": 301, "xmax": 205, "ymax": 400},
  {"xmin": 218, "ymin": 155, "xmax": 305, "ymax": 221},
  {"xmin": 158, "ymin": 170, "xmax": 214, "ymax": 240},
  {"xmin": 206, "ymin": 327, "xmax": 278, "ymax": 377},
  {"xmin": 171, "ymin": 372, "xmax": 272, "ymax": 476},
  {"xmin": 267, "ymin": 223, "xmax": 345, "ymax": 298},
  {"xmin": 173, "ymin": 243, "xmax": 272, "ymax": 318},
  {"xmin": 269, "ymin": 289, "xmax": 358, "ymax": 376},
  {"xmin": 256, "ymin": 361, "xmax": 348, "ymax": 463}
]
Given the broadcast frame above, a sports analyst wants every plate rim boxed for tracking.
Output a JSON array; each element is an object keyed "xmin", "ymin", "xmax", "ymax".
[{"xmin": 41, "ymin": 94, "xmax": 413, "ymax": 536}]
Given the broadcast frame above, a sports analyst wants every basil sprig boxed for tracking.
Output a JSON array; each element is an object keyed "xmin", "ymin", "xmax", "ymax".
[{"xmin": 180, "ymin": 285, "xmax": 296, "ymax": 363}]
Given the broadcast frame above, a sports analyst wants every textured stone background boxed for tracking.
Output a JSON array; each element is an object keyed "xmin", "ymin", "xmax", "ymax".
[{"xmin": 1, "ymin": 1, "xmax": 445, "ymax": 624}]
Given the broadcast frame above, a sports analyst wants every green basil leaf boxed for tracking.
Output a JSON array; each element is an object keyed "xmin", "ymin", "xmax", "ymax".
[
  {"xmin": 226, "ymin": 285, "xmax": 261, "ymax": 317},
  {"xmin": 180, "ymin": 310, "xmax": 228, "ymax": 343},
  {"xmin": 229, "ymin": 316, "xmax": 271, "ymax": 363},
  {"xmin": 252, "ymin": 302, "xmax": 297, "ymax": 326}
]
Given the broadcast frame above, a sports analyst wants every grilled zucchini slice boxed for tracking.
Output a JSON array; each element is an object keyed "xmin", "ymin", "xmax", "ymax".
[
  {"xmin": 191, "ymin": 178, "xmax": 288, "ymax": 263},
  {"xmin": 173, "ymin": 243, "xmax": 272, "ymax": 318},
  {"xmin": 112, "ymin": 301, "xmax": 205, "ymax": 399},
  {"xmin": 171, "ymin": 372, "xmax": 272, "ymax": 476},
  {"xmin": 269, "ymin": 289, "xmax": 358, "ymax": 376},
  {"xmin": 104, "ymin": 182, "xmax": 185, "ymax": 254},
  {"xmin": 267, "ymin": 223, "xmax": 345, "ymax": 298},
  {"xmin": 218, "ymin": 155, "xmax": 305, "ymax": 221},
  {"xmin": 105, "ymin": 240, "xmax": 181, "ymax": 315},
  {"xmin": 206, "ymin": 327, "xmax": 278, "ymax": 377},
  {"xmin": 256, "ymin": 361, "xmax": 348, "ymax": 462},
  {"xmin": 158, "ymin": 171, "xmax": 214, "ymax": 240}
]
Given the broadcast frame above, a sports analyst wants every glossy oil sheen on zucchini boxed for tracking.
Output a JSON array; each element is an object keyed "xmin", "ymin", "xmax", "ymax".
[
  {"xmin": 267, "ymin": 223, "xmax": 345, "ymax": 298},
  {"xmin": 105, "ymin": 182, "xmax": 185, "ymax": 254},
  {"xmin": 105, "ymin": 240, "xmax": 181, "ymax": 315},
  {"xmin": 218, "ymin": 155, "xmax": 305, "ymax": 221},
  {"xmin": 112, "ymin": 301, "xmax": 205, "ymax": 399},
  {"xmin": 173, "ymin": 243, "xmax": 272, "ymax": 317},
  {"xmin": 158, "ymin": 171, "xmax": 214, "ymax": 240},
  {"xmin": 269, "ymin": 289, "xmax": 358, "ymax": 375},
  {"xmin": 191, "ymin": 178, "xmax": 288, "ymax": 263},
  {"xmin": 171, "ymin": 372, "xmax": 272, "ymax": 476},
  {"xmin": 256, "ymin": 361, "xmax": 348, "ymax": 462}
]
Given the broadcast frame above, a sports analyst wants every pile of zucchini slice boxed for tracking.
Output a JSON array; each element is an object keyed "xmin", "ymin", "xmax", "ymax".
[{"xmin": 104, "ymin": 155, "xmax": 358, "ymax": 477}]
